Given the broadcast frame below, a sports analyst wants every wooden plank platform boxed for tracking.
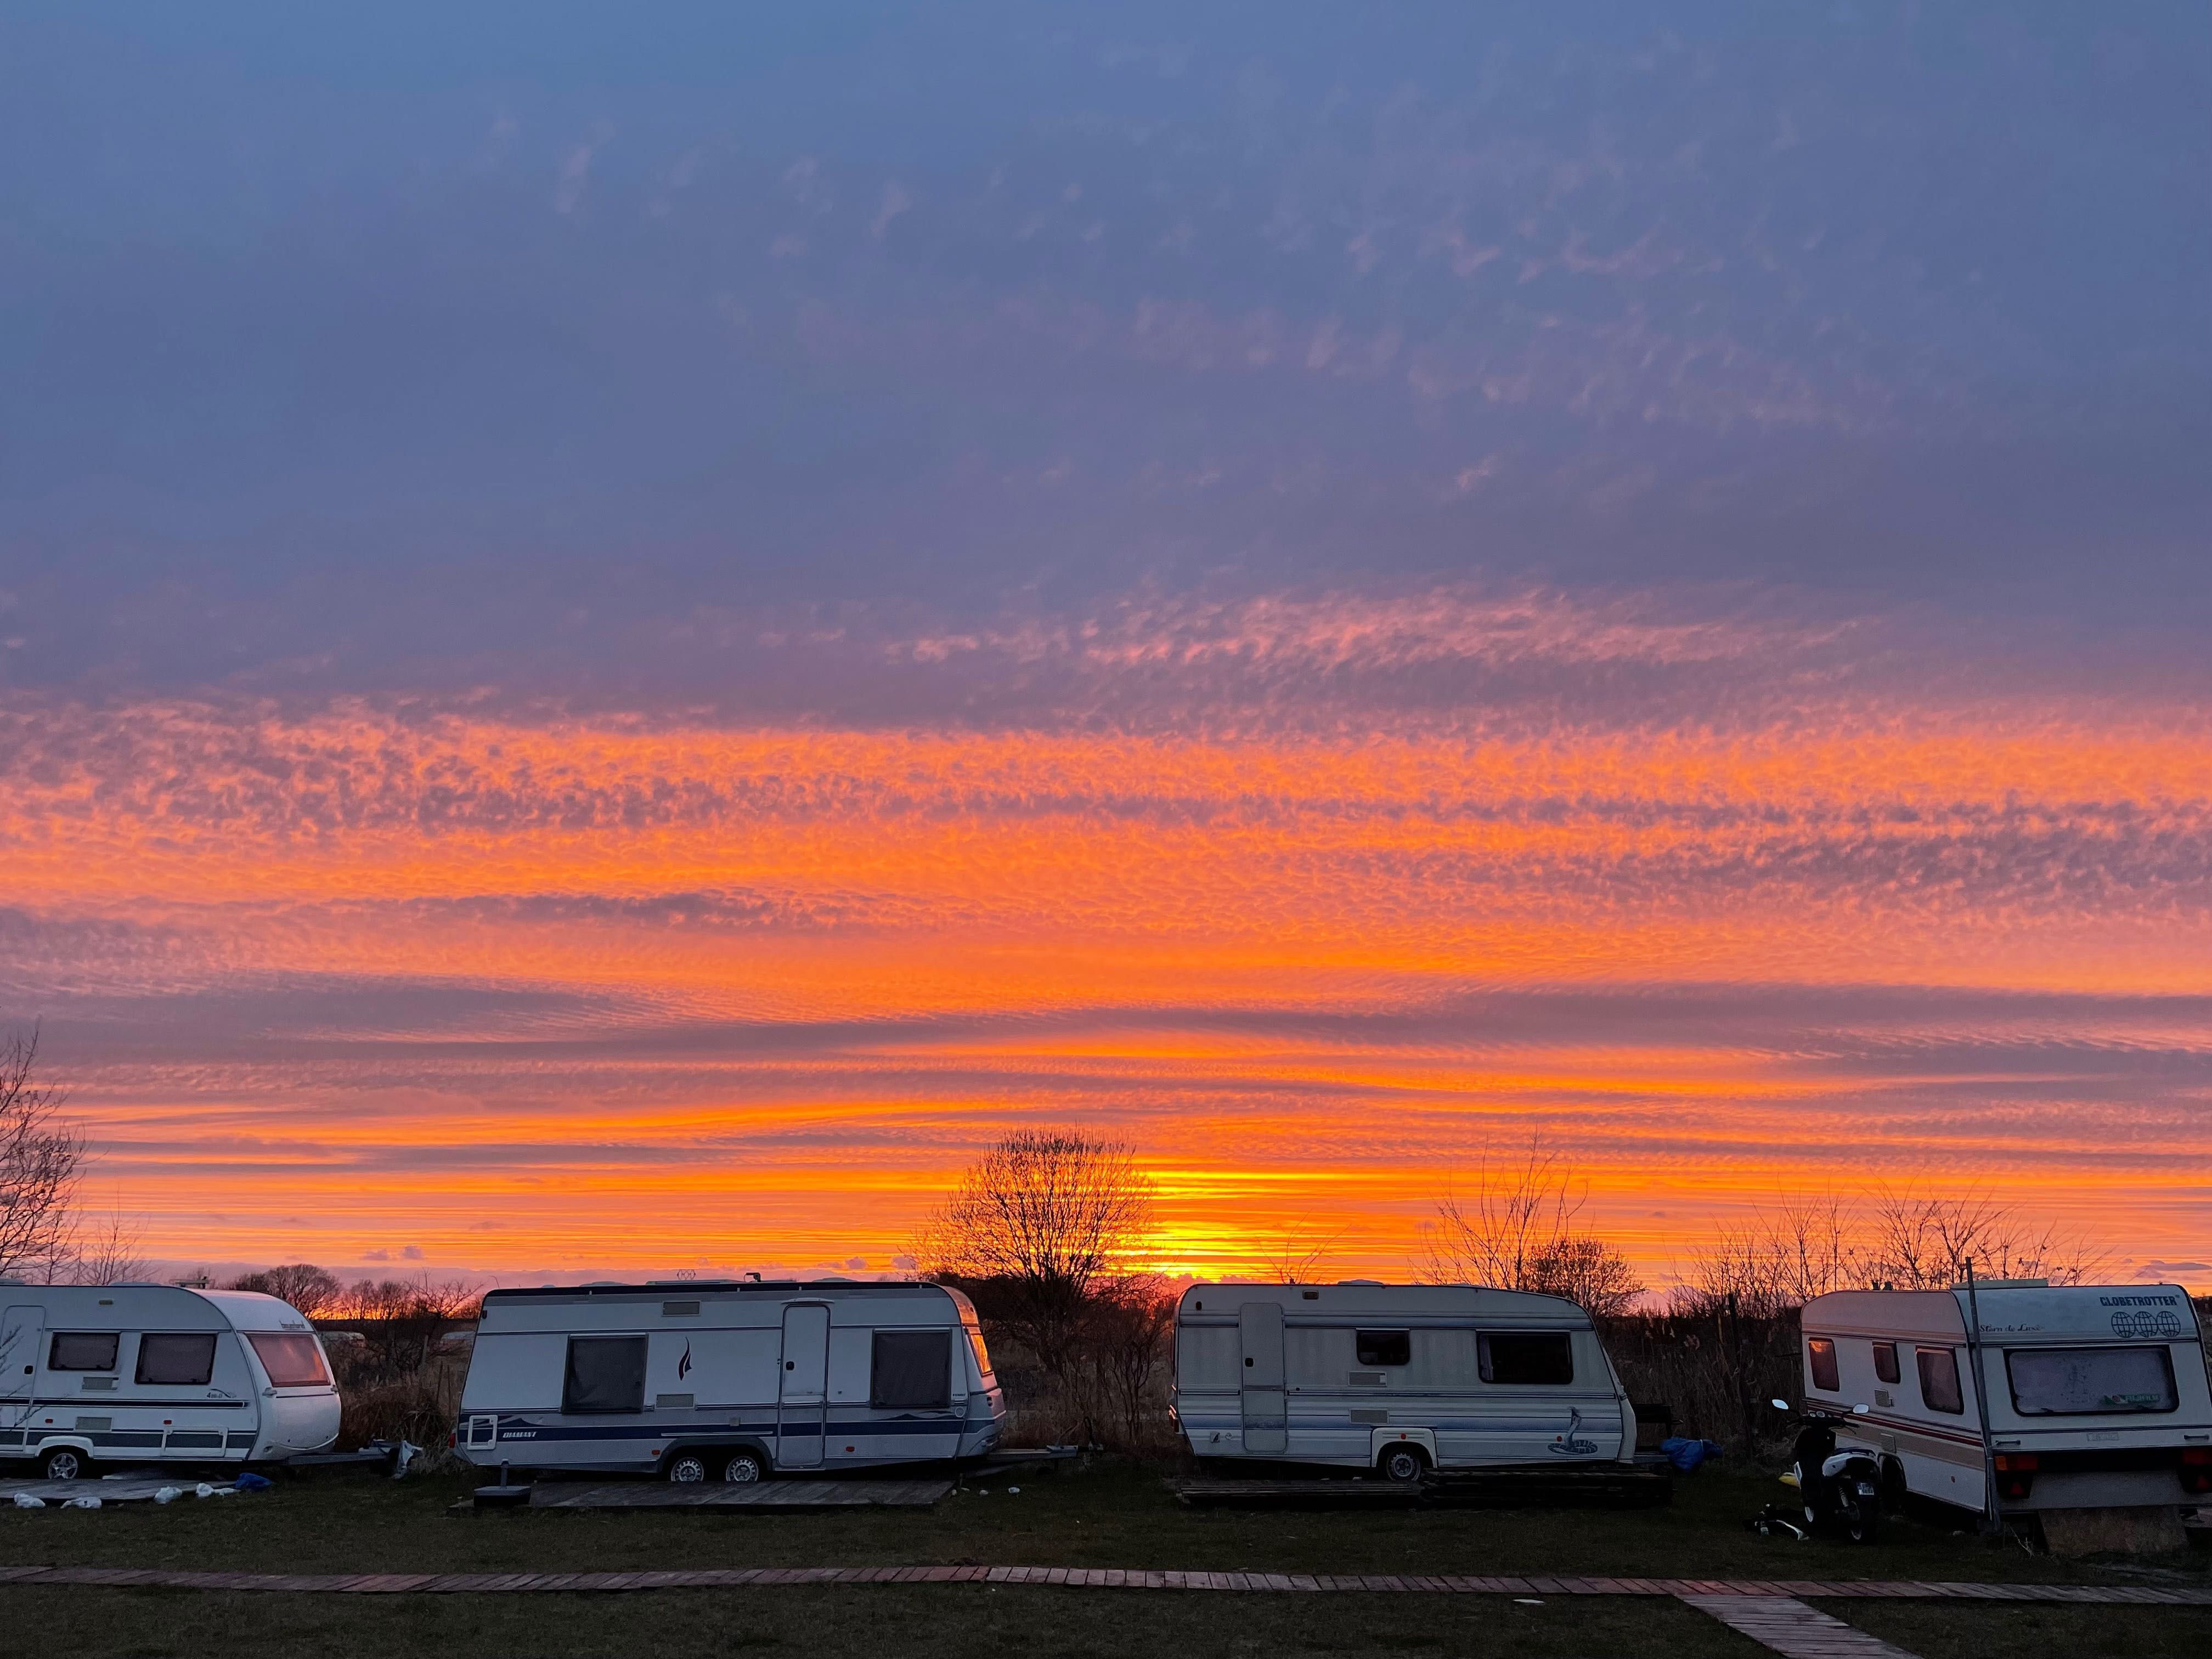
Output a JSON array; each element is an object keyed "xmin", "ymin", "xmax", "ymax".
[
  {"xmin": 1681, "ymin": 1594, "xmax": 1923, "ymax": 1658},
  {"xmin": 526, "ymin": 1479, "xmax": 951, "ymax": 1511}
]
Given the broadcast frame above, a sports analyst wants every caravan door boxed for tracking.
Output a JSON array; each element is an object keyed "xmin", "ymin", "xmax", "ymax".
[
  {"xmin": 778, "ymin": 1304, "xmax": 830, "ymax": 1469},
  {"xmin": 1239, "ymin": 1302, "xmax": 1288, "ymax": 1454},
  {"xmin": 0, "ymin": 1307, "xmax": 40, "ymax": 1416}
]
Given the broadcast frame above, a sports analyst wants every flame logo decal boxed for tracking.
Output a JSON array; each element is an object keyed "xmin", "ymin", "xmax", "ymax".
[{"xmin": 678, "ymin": 1342, "xmax": 692, "ymax": 1380}]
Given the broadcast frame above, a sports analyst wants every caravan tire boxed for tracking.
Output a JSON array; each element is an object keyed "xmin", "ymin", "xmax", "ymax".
[
  {"xmin": 722, "ymin": 1451, "xmax": 764, "ymax": 1484},
  {"xmin": 666, "ymin": 1453, "xmax": 710, "ymax": 1484},
  {"xmin": 1378, "ymin": 1444, "xmax": 1428, "ymax": 1486},
  {"xmin": 41, "ymin": 1447, "xmax": 88, "ymax": 1482}
]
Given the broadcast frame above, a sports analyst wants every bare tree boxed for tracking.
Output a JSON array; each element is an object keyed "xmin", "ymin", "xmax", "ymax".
[
  {"xmin": 229, "ymin": 1262, "xmax": 345, "ymax": 1316},
  {"xmin": 1417, "ymin": 1137, "xmax": 1642, "ymax": 1312},
  {"xmin": 1265, "ymin": 1220, "xmax": 1344, "ymax": 1285},
  {"xmin": 1678, "ymin": 1195, "xmax": 1863, "ymax": 1321},
  {"xmin": 58, "ymin": 1210, "xmax": 152, "ymax": 1286},
  {"xmin": 0, "ymin": 1029, "xmax": 83, "ymax": 1278},
  {"xmin": 1861, "ymin": 1186, "xmax": 2110, "ymax": 1289},
  {"xmin": 1521, "ymin": 1236, "xmax": 1645, "ymax": 1319},
  {"xmin": 1085, "ymin": 1274, "xmax": 1179, "ymax": 1446},
  {"xmin": 334, "ymin": 1276, "xmax": 482, "ymax": 1377},
  {"xmin": 918, "ymin": 1128, "xmax": 1155, "ymax": 1381}
]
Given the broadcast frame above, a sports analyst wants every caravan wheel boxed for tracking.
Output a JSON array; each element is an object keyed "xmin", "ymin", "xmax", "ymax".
[
  {"xmin": 723, "ymin": 1451, "xmax": 764, "ymax": 1483},
  {"xmin": 666, "ymin": 1453, "xmax": 709, "ymax": 1483},
  {"xmin": 1378, "ymin": 1444, "xmax": 1428, "ymax": 1486},
  {"xmin": 41, "ymin": 1447, "xmax": 88, "ymax": 1481}
]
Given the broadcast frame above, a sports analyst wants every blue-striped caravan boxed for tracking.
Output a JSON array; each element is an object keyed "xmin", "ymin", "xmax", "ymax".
[
  {"xmin": 1172, "ymin": 1282, "xmax": 1638, "ymax": 1483},
  {"xmin": 456, "ymin": 1280, "xmax": 1005, "ymax": 1483},
  {"xmin": 0, "ymin": 1282, "xmax": 341, "ymax": 1481}
]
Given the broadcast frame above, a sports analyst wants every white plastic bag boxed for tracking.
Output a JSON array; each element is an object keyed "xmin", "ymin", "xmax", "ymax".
[
  {"xmin": 11, "ymin": 1493, "xmax": 44, "ymax": 1509},
  {"xmin": 193, "ymin": 1482, "xmax": 216, "ymax": 1498},
  {"xmin": 154, "ymin": 1487, "xmax": 183, "ymax": 1505},
  {"xmin": 64, "ymin": 1495, "xmax": 101, "ymax": 1510}
]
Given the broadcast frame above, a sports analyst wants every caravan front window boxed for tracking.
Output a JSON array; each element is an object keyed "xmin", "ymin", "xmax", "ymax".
[
  {"xmin": 49, "ymin": 1333, "xmax": 120, "ymax": 1372},
  {"xmin": 562, "ymin": 1336, "xmax": 647, "ymax": 1414},
  {"xmin": 2006, "ymin": 1347, "xmax": 2177, "ymax": 1417},
  {"xmin": 963, "ymin": 1318, "xmax": 993, "ymax": 1383},
  {"xmin": 248, "ymin": 1333, "xmax": 331, "ymax": 1387}
]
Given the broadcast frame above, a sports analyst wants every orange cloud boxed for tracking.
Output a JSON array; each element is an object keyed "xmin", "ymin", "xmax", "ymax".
[{"xmin": 2, "ymin": 691, "xmax": 2207, "ymax": 1286}]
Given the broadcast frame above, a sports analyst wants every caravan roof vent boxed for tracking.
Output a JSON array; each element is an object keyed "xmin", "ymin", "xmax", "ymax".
[
  {"xmin": 1959, "ymin": 1278, "xmax": 2048, "ymax": 1290},
  {"xmin": 1336, "ymin": 1279, "xmax": 1386, "ymax": 1287}
]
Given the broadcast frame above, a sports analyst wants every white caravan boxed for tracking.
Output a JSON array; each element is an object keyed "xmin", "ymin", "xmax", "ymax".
[
  {"xmin": 1798, "ymin": 1284, "xmax": 2212, "ymax": 1520},
  {"xmin": 1173, "ymin": 1282, "xmax": 1638, "ymax": 1482},
  {"xmin": 0, "ymin": 1283, "xmax": 341, "ymax": 1481},
  {"xmin": 456, "ymin": 1280, "xmax": 1006, "ymax": 1482}
]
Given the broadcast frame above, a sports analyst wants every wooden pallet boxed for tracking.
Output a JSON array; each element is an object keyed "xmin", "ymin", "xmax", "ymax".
[{"xmin": 524, "ymin": 1478, "xmax": 952, "ymax": 1511}]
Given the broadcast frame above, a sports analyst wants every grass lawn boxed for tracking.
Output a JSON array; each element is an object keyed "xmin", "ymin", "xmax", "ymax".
[{"xmin": 3, "ymin": 1462, "xmax": 2205, "ymax": 1656}]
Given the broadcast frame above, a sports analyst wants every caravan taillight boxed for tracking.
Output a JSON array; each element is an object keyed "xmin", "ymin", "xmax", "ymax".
[
  {"xmin": 2182, "ymin": 1447, "xmax": 2212, "ymax": 1494},
  {"xmin": 1992, "ymin": 1452, "xmax": 2036, "ymax": 1502}
]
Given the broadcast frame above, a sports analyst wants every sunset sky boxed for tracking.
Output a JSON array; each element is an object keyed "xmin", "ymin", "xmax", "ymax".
[{"xmin": 3, "ymin": 5, "xmax": 2207, "ymax": 1291}]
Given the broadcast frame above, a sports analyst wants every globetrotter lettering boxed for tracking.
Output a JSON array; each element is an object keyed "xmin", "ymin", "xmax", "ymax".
[{"xmin": 2099, "ymin": 1294, "xmax": 2178, "ymax": 1306}]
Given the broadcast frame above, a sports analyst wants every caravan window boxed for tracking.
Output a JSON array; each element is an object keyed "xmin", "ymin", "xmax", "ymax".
[
  {"xmin": 1355, "ymin": 1330, "xmax": 1411, "ymax": 1368},
  {"xmin": 2006, "ymin": 1347, "xmax": 2177, "ymax": 1417},
  {"xmin": 1872, "ymin": 1342, "xmax": 1901, "ymax": 1385},
  {"xmin": 871, "ymin": 1330, "xmax": 952, "ymax": 1409},
  {"xmin": 1806, "ymin": 1338, "xmax": 1840, "ymax": 1392},
  {"xmin": 248, "ymin": 1333, "xmax": 331, "ymax": 1387},
  {"xmin": 562, "ymin": 1336, "xmax": 647, "ymax": 1413},
  {"xmin": 49, "ymin": 1333, "xmax": 120, "ymax": 1372},
  {"xmin": 1479, "ymin": 1331, "xmax": 1573, "ymax": 1385},
  {"xmin": 136, "ymin": 1333, "xmax": 218, "ymax": 1386},
  {"xmin": 1916, "ymin": 1346, "xmax": 1964, "ymax": 1414}
]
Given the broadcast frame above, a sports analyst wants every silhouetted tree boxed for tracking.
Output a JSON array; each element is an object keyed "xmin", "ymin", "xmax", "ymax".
[
  {"xmin": 919, "ymin": 1128, "xmax": 1155, "ymax": 1381},
  {"xmin": 0, "ymin": 1029, "xmax": 82, "ymax": 1278},
  {"xmin": 229, "ymin": 1262, "xmax": 345, "ymax": 1316}
]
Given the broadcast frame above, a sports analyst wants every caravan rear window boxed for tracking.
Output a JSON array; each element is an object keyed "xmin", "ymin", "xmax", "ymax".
[
  {"xmin": 871, "ymin": 1330, "xmax": 952, "ymax": 1409},
  {"xmin": 1916, "ymin": 1346, "xmax": 1964, "ymax": 1414},
  {"xmin": 2006, "ymin": 1346, "xmax": 2177, "ymax": 1417},
  {"xmin": 136, "ymin": 1333, "xmax": 218, "ymax": 1386},
  {"xmin": 1806, "ymin": 1338, "xmax": 1839, "ymax": 1392},
  {"xmin": 49, "ymin": 1333, "xmax": 120, "ymax": 1372},
  {"xmin": 1479, "ymin": 1331, "xmax": 1573, "ymax": 1385},
  {"xmin": 248, "ymin": 1333, "xmax": 331, "ymax": 1387},
  {"xmin": 562, "ymin": 1336, "xmax": 647, "ymax": 1414}
]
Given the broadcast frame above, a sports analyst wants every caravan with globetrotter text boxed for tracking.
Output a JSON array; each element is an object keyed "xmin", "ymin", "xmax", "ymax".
[{"xmin": 1797, "ymin": 1283, "xmax": 2212, "ymax": 1528}]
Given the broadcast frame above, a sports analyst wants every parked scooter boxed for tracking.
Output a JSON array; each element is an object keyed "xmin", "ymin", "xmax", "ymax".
[{"xmin": 1748, "ymin": 1397, "xmax": 1883, "ymax": 1544}]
